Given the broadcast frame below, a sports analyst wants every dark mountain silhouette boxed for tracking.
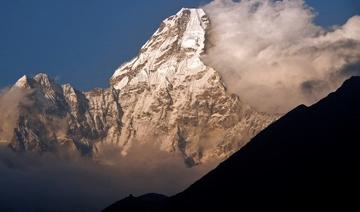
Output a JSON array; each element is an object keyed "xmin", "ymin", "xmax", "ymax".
[
  {"xmin": 104, "ymin": 194, "xmax": 167, "ymax": 212},
  {"xmin": 103, "ymin": 76, "xmax": 360, "ymax": 211}
]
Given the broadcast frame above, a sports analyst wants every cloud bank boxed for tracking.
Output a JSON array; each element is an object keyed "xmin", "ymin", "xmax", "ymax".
[
  {"xmin": 0, "ymin": 142, "xmax": 216, "ymax": 212},
  {"xmin": 203, "ymin": 0, "xmax": 360, "ymax": 113}
]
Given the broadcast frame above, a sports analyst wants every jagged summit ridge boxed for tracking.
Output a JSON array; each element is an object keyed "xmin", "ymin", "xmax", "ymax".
[{"xmin": 9, "ymin": 73, "xmax": 122, "ymax": 154}]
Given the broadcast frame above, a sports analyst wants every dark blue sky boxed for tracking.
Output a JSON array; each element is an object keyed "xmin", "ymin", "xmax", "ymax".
[{"xmin": 0, "ymin": 0, "xmax": 359, "ymax": 91}]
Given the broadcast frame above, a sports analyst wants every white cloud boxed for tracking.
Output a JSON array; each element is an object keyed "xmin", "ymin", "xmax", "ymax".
[{"xmin": 203, "ymin": 0, "xmax": 360, "ymax": 113}]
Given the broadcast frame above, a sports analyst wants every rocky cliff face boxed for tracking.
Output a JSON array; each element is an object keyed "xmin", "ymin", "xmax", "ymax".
[
  {"xmin": 3, "ymin": 8, "xmax": 275, "ymax": 166},
  {"xmin": 10, "ymin": 74, "xmax": 123, "ymax": 156}
]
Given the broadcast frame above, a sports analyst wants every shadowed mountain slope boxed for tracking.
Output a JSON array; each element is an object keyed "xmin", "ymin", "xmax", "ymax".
[{"xmin": 104, "ymin": 76, "xmax": 360, "ymax": 211}]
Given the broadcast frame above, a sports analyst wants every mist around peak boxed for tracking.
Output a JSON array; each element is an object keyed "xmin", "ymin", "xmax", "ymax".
[{"xmin": 202, "ymin": 0, "xmax": 360, "ymax": 113}]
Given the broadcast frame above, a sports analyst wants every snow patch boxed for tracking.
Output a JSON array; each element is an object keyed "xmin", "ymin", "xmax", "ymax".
[{"xmin": 114, "ymin": 76, "xmax": 129, "ymax": 90}]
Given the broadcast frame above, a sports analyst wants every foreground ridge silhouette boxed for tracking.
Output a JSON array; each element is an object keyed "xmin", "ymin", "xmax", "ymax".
[{"xmin": 104, "ymin": 76, "xmax": 360, "ymax": 211}]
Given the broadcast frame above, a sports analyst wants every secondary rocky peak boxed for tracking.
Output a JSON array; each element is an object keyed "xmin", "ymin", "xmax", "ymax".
[
  {"xmin": 33, "ymin": 72, "xmax": 50, "ymax": 80},
  {"xmin": 33, "ymin": 73, "xmax": 59, "ymax": 89},
  {"xmin": 14, "ymin": 75, "xmax": 32, "ymax": 89}
]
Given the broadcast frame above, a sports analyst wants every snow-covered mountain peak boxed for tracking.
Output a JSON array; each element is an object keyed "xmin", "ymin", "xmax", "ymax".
[
  {"xmin": 104, "ymin": 8, "xmax": 274, "ymax": 165},
  {"xmin": 178, "ymin": 8, "xmax": 208, "ymax": 52},
  {"xmin": 110, "ymin": 8, "xmax": 209, "ymax": 91},
  {"xmin": 4, "ymin": 9, "xmax": 276, "ymax": 166}
]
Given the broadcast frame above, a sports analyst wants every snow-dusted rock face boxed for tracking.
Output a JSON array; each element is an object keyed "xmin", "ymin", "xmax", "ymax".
[
  {"xmin": 111, "ymin": 8, "xmax": 209, "ymax": 90},
  {"xmin": 9, "ymin": 74, "xmax": 122, "ymax": 154},
  {"xmin": 109, "ymin": 8, "xmax": 275, "ymax": 165},
  {"xmin": 4, "ymin": 8, "xmax": 275, "ymax": 166}
]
